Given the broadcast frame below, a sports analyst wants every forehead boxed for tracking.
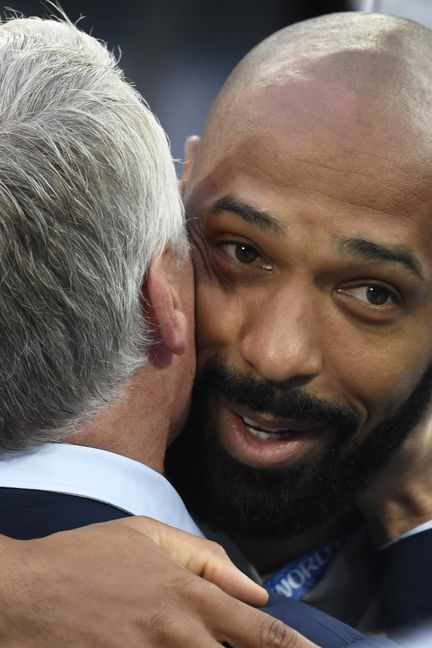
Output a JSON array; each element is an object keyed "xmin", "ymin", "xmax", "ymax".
[{"xmin": 190, "ymin": 78, "xmax": 432, "ymax": 241}]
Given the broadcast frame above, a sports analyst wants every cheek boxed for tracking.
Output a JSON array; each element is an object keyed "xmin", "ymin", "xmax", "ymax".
[
  {"xmin": 195, "ymin": 278, "xmax": 245, "ymax": 363},
  {"xmin": 327, "ymin": 320, "xmax": 432, "ymax": 431}
]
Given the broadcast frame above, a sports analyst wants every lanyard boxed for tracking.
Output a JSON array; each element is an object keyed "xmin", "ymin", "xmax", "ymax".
[{"xmin": 264, "ymin": 538, "xmax": 343, "ymax": 600}]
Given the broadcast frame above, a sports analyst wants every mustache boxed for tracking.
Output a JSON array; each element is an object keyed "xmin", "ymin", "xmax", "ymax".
[{"xmin": 195, "ymin": 358, "xmax": 360, "ymax": 437}]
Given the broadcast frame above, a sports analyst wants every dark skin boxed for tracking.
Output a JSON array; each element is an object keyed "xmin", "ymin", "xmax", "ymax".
[{"xmin": 182, "ymin": 13, "xmax": 432, "ymax": 571}]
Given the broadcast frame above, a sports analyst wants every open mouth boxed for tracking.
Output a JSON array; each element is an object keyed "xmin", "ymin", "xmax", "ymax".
[
  {"xmin": 238, "ymin": 410, "xmax": 327, "ymax": 441},
  {"xmin": 241, "ymin": 416, "xmax": 299, "ymax": 441},
  {"xmin": 217, "ymin": 402, "xmax": 335, "ymax": 469},
  {"xmin": 216, "ymin": 403, "xmax": 333, "ymax": 468}
]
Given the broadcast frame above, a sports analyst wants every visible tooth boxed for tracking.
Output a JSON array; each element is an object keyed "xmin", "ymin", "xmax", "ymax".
[
  {"xmin": 243, "ymin": 416, "xmax": 260, "ymax": 427},
  {"xmin": 246, "ymin": 426, "xmax": 287, "ymax": 441},
  {"xmin": 242, "ymin": 416, "xmax": 288, "ymax": 433},
  {"xmin": 247, "ymin": 427, "xmax": 270, "ymax": 440}
]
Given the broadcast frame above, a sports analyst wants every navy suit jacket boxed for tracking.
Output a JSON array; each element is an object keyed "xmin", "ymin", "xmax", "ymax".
[
  {"xmin": 380, "ymin": 529, "xmax": 432, "ymax": 636},
  {"xmin": 0, "ymin": 487, "xmax": 396, "ymax": 647}
]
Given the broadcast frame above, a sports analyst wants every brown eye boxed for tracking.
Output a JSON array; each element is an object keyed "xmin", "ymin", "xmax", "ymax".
[
  {"xmin": 336, "ymin": 283, "xmax": 399, "ymax": 309},
  {"xmin": 234, "ymin": 243, "xmax": 259, "ymax": 264},
  {"xmin": 215, "ymin": 241, "xmax": 273, "ymax": 272},
  {"xmin": 366, "ymin": 285, "xmax": 391, "ymax": 305}
]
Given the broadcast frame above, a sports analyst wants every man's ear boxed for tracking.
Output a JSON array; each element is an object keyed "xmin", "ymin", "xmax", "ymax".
[
  {"xmin": 144, "ymin": 252, "xmax": 188, "ymax": 356},
  {"xmin": 179, "ymin": 135, "xmax": 200, "ymax": 196}
]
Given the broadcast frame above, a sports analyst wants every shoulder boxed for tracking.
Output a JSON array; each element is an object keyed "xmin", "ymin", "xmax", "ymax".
[
  {"xmin": 0, "ymin": 487, "xmax": 130, "ymax": 539},
  {"xmin": 380, "ymin": 528, "xmax": 432, "ymax": 630}
]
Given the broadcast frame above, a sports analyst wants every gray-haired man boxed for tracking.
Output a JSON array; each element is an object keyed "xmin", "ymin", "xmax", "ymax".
[{"xmin": 0, "ymin": 15, "xmax": 300, "ymax": 648}]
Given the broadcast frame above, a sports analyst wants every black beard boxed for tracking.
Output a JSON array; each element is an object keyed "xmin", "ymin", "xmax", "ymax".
[{"xmin": 167, "ymin": 358, "xmax": 432, "ymax": 539}]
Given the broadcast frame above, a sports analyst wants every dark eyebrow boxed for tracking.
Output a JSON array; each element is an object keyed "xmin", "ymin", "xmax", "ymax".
[
  {"xmin": 210, "ymin": 195, "xmax": 286, "ymax": 235},
  {"xmin": 336, "ymin": 237, "xmax": 424, "ymax": 280}
]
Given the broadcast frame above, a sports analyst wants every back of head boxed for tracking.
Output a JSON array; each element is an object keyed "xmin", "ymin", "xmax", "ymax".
[{"xmin": 0, "ymin": 16, "xmax": 186, "ymax": 450}]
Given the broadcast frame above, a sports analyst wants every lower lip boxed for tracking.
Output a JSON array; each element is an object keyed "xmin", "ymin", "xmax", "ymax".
[{"xmin": 217, "ymin": 406, "xmax": 331, "ymax": 469}]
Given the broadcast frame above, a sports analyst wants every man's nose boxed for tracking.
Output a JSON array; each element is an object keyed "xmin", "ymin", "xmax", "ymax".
[{"xmin": 239, "ymin": 287, "xmax": 323, "ymax": 386}]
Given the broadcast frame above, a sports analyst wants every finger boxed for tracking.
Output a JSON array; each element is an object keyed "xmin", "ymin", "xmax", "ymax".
[
  {"xmin": 175, "ymin": 536, "xmax": 268, "ymax": 607},
  {"xmin": 213, "ymin": 598, "xmax": 319, "ymax": 648},
  {"xmin": 119, "ymin": 516, "xmax": 268, "ymax": 606}
]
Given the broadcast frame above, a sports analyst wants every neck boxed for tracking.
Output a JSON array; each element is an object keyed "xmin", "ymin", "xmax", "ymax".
[
  {"xmin": 231, "ymin": 510, "xmax": 358, "ymax": 574},
  {"xmin": 67, "ymin": 364, "xmax": 174, "ymax": 473}
]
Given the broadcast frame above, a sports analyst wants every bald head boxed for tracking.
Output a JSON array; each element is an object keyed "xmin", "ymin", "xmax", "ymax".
[
  {"xmin": 224, "ymin": 11, "xmax": 432, "ymax": 89},
  {"xmin": 191, "ymin": 12, "xmax": 432, "ymax": 178}
]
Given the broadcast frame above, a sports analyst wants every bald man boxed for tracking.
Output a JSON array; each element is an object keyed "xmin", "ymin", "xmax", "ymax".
[
  {"xmin": 167, "ymin": 10, "xmax": 432, "ymax": 637},
  {"xmin": 0, "ymin": 10, "xmax": 428, "ymax": 646}
]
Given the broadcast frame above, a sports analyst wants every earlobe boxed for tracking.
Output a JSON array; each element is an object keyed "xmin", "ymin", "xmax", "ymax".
[
  {"xmin": 144, "ymin": 253, "xmax": 188, "ymax": 356},
  {"xmin": 179, "ymin": 135, "xmax": 200, "ymax": 196}
]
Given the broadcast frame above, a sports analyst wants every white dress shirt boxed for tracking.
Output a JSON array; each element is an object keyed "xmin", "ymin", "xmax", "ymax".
[{"xmin": 0, "ymin": 442, "xmax": 203, "ymax": 536}]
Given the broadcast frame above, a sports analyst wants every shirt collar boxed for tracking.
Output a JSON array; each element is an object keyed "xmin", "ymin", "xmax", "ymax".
[{"xmin": 0, "ymin": 442, "xmax": 202, "ymax": 536}]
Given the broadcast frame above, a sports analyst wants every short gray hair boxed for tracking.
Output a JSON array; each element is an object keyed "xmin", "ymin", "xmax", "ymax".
[{"xmin": 0, "ymin": 16, "xmax": 187, "ymax": 450}]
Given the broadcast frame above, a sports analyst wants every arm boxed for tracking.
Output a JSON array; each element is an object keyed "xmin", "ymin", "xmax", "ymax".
[{"xmin": 0, "ymin": 517, "xmax": 318, "ymax": 648}]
